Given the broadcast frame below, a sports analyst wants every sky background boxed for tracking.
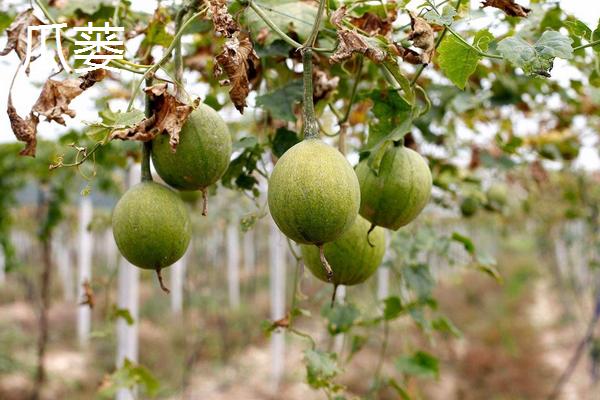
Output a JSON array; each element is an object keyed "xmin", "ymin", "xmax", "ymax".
[{"xmin": 0, "ymin": 0, "xmax": 598, "ymax": 168}]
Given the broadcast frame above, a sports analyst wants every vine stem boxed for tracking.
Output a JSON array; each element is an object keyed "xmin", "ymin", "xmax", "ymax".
[
  {"xmin": 573, "ymin": 39, "xmax": 600, "ymax": 51},
  {"xmin": 305, "ymin": 0, "xmax": 327, "ymax": 48},
  {"xmin": 411, "ymin": 0, "xmax": 462, "ymax": 86},
  {"xmin": 174, "ymin": 6, "xmax": 187, "ymax": 100},
  {"xmin": 141, "ymin": 77, "xmax": 153, "ymax": 182},
  {"xmin": 247, "ymin": 0, "xmax": 332, "ymax": 52},
  {"xmin": 302, "ymin": 49, "xmax": 318, "ymax": 139},
  {"xmin": 126, "ymin": 10, "xmax": 204, "ymax": 111}
]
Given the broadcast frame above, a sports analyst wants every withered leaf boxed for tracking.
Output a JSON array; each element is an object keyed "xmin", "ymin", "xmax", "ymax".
[
  {"xmin": 481, "ymin": 0, "xmax": 531, "ymax": 18},
  {"xmin": 208, "ymin": 0, "xmax": 239, "ymax": 38},
  {"xmin": 0, "ymin": 9, "xmax": 44, "ymax": 65},
  {"xmin": 396, "ymin": 12, "xmax": 435, "ymax": 65},
  {"xmin": 330, "ymin": 6, "xmax": 387, "ymax": 64},
  {"xmin": 330, "ymin": 29, "xmax": 386, "ymax": 64},
  {"xmin": 7, "ymin": 70, "xmax": 105, "ymax": 157},
  {"xmin": 32, "ymin": 70, "xmax": 107, "ymax": 125},
  {"xmin": 350, "ymin": 3, "xmax": 398, "ymax": 38},
  {"xmin": 111, "ymin": 83, "xmax": 194, "ymax": 151},
  {"xmin": 7, "ymin": 95, "xmax": 39, "ymax": 157},
  {"xmin": 215, "ymin": 33, "xmax": 259, "ymax": 113}
]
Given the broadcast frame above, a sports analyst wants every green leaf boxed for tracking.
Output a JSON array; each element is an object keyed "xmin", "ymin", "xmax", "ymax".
[
  {"xmin": 233, "ymin": 136, "xmax": 258, "ymax": 150},
  {"xmin": 322, "ymin": 303, "xmax": 360, "ymax": 335},
  {"xmin": 271, "ymin": 127, "xmax": 300, "ymax": 157},
  {"xmin": 432, "ymin": 316, "xmax": 462, "ymax": 337},
  {"xmin": 86, "ymin": 109, "xmax": 145, "ymax": 144},
  {"xmin": 61, "ymin": 0, "xmax": 112, "ymax": 15},
  {"xmin": 403, "ymin": 264, "xmax": 434, "ymax": 300},
  {"xmin": 564, "ymin": 19, "xmax": 592, "ymax": 40},
  {"xmin": 141, "ymin": 10, "xmax": 174, "ymax": 48},
  {"xmin": 111, "ymin": 308, "xmax": 134, "ymax": 325},
  {"xmin": 593, "ymin": 21, "xmax": 600, "ymax": 53},
  {"xmin": 474, "ymin": 253, "xmax": 502, "ymax": 282},
  {"xmin": 304, "ymin": 349, "xmax": 341, "ymax": 389},
  {"xmin": 98, "ymin": 358, "xmax": 160, "ymax": 397},
  {"xmin": 0, "ymin": 12, "xmax": 12, "ymax": 34},
  {"xmin": 383, "ymin": 296, "xmax": 404, "ymax": 320},
  {"xmin": 255, "ymin": 79, "xmax": 303, "ymax": 122},
  {"xmin": 451, "ymin": 232, "xmax": 475, "ymax": 254},
  {"xmin": 498, "ymin": 30, "xmax": 573, "ymax": 76},
  {"xmin": 245, "ymin": 1, "xmax": 318, "ymax": 45},
  {"xmin": 438, "ymin": 30, "xmax": 493, "ymax": 89},
  {"xmin": 395, "ymin": 351, "xmax": 439, "ymax": 378},
  {"xmin": 424, "ymin": 7, "xmax": 457, "ymax": 26},
  {"xmin": 348, "ymin": 335, "xmax": 367, "ymax": 360},
  {"xmin": 362, "ymin": 89, "xmax": 413, "ymax": 152}
]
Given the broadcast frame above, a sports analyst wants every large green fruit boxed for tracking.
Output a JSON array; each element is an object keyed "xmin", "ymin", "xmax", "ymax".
[
  {"xmin": 301, "ymin": 216, "xmax": 385, "ymax": 286},
  {"xmin": 356, "ymin": 145, "xmax": 432, "ymax": 230},
  {"xmin": 112, "ymin": 181, "xmax": 191, "ymax": 270},
  {"xmin": 151, "ymin": 103, "xmax": 232, "ymax": 191},
  {"xmin": 268, "ymin": 139, "xmax": 360, "ymax": 245}
]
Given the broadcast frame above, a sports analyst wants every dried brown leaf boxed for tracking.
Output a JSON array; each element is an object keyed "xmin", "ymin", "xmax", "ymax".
[
  {"xmin": 350, "ymin": 2, "xmax": 398, "ymax": 38},
  {"xmin": 331, "ymin": 5, "xmax": 348, "ymax": 28},
  {"xmin": 7, "ymin": 96, "xmax": 39, "ymax": 157},
  {"xmin": 0, "ymin": 9, "xmax": 44, "ymax": 64},
  {"xmin": 79, "ymin": 280, "xmax": 95, "ymax": 309},
  {"xmin": 330, "ymin": 29, "xmax": 386, "ymax": 64},
  {"xmin": 208, "ymin": 0, "xmax": 239, "ymax": 38},
  {"xmin": 32, "ymin": 70, "xmax": 107, "ymax": 125},
  {"xmin": 215, "ymin": 33, "xmax": 259, "ymax": 113},
  {"xmin": 111, "ymin": 83, "xmax": 194, "ymax": 150},
  {"xmin": 395, "ymin": 12, "xmax": 435, "ymax": 65},
  {"xmin": 481, "ymin": 0, "xmax": 531, "ymax": 18}
]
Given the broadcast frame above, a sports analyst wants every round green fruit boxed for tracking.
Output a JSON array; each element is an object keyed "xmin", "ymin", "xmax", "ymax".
[
  {"xmin": 460, "ymin": 196, "xmax": 479, "ymax": 217},
  {"xmin": 268, "ymin": 139, "xmax": 360, "ymax": 245},
  {"xmin": 151, "ymin": 103, "xmax": 232, "ymax": 191},
  {"xmin": 301, "ymin": 216, "xmax": 385, "ymax": 286},
  {"xmin": 356, "ymin": 145, "xmax": 432, "ymax": 230},
  {"xmin": 112, "ymin": 181, "xmax": 191, "ymax": 270}
]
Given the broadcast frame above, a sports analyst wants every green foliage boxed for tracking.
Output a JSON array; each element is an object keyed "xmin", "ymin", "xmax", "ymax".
[
  {"xmin": 98, "ymin": 358, "xmax": 160, "ymax": 398},
  {"xmin": 395, "ymin": 351, "xmax": 439, "ymax": 378},
  {"xmin": 498, "ymin": 30, "xmax": 573, "ymax": 76},
  {"xmin": 255, "ymin": 79, "xmax": 303, "ymax": 121},
  {"xmin": 438, "ymin": 30, "xmax": 494, "ymax": 89},
  {"xmin": 322, "ymin": 303, "xmax": 360, "ymax": 335},
  {"xmin": 304, "ymin": 349, "xmax": 342, "ymax": 391}
]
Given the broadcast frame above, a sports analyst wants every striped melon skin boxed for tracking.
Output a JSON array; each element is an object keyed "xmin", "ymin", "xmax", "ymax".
[
  {"xmin": 356, "ymin": 145, "xmax": 432, "ymax": 230},
  {"xmin": 268, "ymin": 139, "xmax": 360, "ymax": 245},
  {"xmin": 301, "ymin": 216, "xmax": 385, "ymax": 285}
]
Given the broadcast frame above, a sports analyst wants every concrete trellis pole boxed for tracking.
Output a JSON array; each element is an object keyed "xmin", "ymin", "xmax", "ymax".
[
  {"xmin": 333, "ymin": 285, "xmax": 346, "ymax": 353},
  {"xmin": 269, "ymin": 218, "xmax": 286, "ymax": 390},
  {"xmin": 242, "ymin": 229, "xmax": 256, "ymax": 276},
  {"xmin": 115, "ymin": 166, "xmax": 141, "ymax": 400},
  {"xmin": 226, "ymin": 221, "xmax": 241, "ymax": 308},
  {"xmin": 378, "ymin": 232, "xmax": 392, "ymax": 301},
  {"xmin": 54, "ymin": 236, "xmax": 74, "ymax": 302},
  {"xmin": 0, "ymin": 248, "xmax": 5, "ymax": 285},
  {"xmin": 77, "ymin": 196, "xmax": 93, "ymax": 346},
  {"xmin": 170, "ymin": 245, "xmax": 190, "ymax": 315}
]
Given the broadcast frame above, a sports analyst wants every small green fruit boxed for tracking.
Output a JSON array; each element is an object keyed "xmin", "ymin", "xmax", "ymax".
[
  {"xmin": 460, "ymin": 196, "xmax": 479, "ymax": 217},
  {"xmin": 356, "ymin": 145, "xmax": 432, "ymax": 230},
  {"xmin": 112, "ymin": 182, "xmax": 191, "ymax": 270},
  {"xmin": 268, "ymin": 139, "xmax": 360, "ymax": 245},
  {"xmin": 301, "ymin": 216, "xmax": 385, "ymax": 286},
  {"xmin": 151, "ymin": 103, "xmax": 232, "ymax": 191}
]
